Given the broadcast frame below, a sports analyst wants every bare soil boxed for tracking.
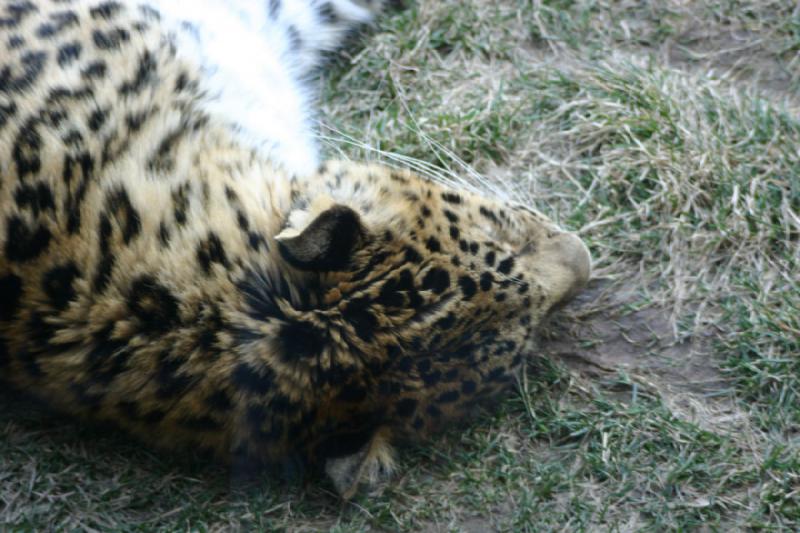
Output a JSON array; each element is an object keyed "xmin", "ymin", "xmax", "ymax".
[{"xmin": 546, "ymin": 281, "xmax": 725, "ymax": 396}]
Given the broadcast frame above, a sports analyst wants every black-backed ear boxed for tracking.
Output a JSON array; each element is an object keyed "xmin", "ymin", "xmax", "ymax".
[{"xmin": 276, "ymin": 205, "xmax": 366, "ymax": 272}]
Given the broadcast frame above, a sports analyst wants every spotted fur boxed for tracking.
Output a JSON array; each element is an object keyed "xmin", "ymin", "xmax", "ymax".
[{"xmin": 0, "ymin": 0, "xmax": 590, "ymax": 497}]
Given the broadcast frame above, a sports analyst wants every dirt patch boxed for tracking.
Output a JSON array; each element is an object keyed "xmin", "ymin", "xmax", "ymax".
[
  {"xmin": 538, "ymin": 279, "xmax": 766, "ymax": 443},
  {"xmin": 662, "ymin": 28, "xmax": 800, "ymax": 109},
  {"xmin": 543, "ymin": 279, "xmax": 727, "ymax": 398}
]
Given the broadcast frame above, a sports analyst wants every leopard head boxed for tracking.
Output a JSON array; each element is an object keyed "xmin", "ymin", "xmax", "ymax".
[{"xmin": 232, "ymin": 161, "xmax": 589, "ymax": 491}]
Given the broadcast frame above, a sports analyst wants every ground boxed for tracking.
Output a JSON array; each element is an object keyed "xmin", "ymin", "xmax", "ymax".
[{"xmin": 1, "ymin": 0, "xmax": 798, "ymax": 530}]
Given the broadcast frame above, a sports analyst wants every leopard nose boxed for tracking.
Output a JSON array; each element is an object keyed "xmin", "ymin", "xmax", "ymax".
[
  {"xmin": 532, "ymin": 231, "xmax": 591, "ymax": 309},
  {"xmin": 555, "ymin": 232, "xmax": 591, "ymax": 292}
]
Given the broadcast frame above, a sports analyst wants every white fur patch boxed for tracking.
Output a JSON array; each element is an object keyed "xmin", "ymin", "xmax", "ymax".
[{"xmin": 127, "ymin": 0, "xmax": 376, "ymax": 177}]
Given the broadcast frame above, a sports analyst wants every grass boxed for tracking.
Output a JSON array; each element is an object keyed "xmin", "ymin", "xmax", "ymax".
[{"xmin": 3, "ymin": 0, "xmax": 799, "ymax": 530}]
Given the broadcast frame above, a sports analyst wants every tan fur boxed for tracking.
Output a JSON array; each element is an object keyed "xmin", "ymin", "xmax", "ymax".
[{"xmin": 0, "ymin": 0, "xmax": 590, "ymax": 497}]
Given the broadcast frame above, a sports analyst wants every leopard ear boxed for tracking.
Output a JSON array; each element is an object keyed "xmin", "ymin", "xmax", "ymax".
[{"xmin": 276, "ymin": 205, "xmax": 366, "ymax": 271}]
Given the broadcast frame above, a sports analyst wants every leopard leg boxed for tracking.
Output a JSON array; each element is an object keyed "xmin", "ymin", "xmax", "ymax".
[{"xmin": 324, "ymin": 426, "xmax": 395, "ymax": 499}]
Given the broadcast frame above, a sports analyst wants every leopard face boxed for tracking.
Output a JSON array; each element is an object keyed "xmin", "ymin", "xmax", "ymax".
[{"xmin": 229, "ymin": 161, "xmax": 590, "ymax": 480}]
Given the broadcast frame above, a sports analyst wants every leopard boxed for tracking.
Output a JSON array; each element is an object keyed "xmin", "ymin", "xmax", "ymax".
[{"xmin": 0, "ymin": 0, "xmax": 591, "ymax": 498}]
